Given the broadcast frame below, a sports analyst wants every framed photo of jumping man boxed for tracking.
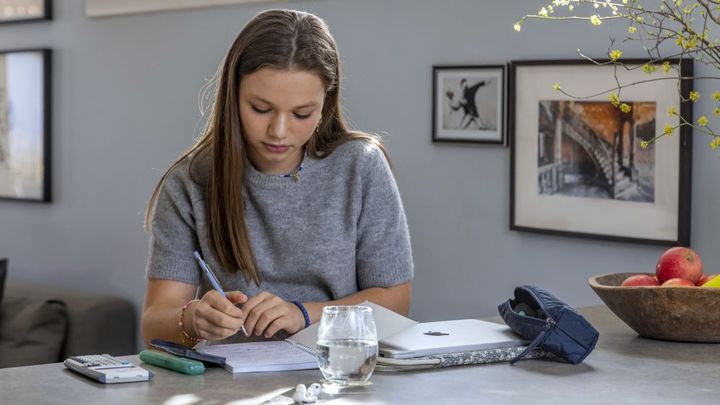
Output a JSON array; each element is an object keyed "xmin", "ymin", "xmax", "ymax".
[
  {"xmin": 432, "ymin": 64, "xmax": 505, "ymax": 144},
  {"xmin": 509, "ymin": 59, "xmax": 693, "ymax": 246}
]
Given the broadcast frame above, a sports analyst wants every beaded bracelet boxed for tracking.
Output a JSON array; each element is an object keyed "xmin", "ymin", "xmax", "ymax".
[
  {"xmin": 179, "ymin": 299, "xmax": 201, "ymax": 346},
  {"xmin": 290, "ymin": 301, "xmax": 311, "ymax": 329}
]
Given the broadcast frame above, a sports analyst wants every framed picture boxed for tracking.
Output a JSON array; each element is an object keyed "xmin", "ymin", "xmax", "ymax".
[
  {"xmin": 0, "ymin": 49, "xmax": 51, "ymax": 202},
  {"xmin": 509, "ymin": 59, "xmax": 692, "ymax": 246},
  {"xmin": 432, "ymin": 64, "xmax": 505, "ymax": 144},
  {"xmin": 0, "ymin": 0, "xmax": 51, "ymax": 24},
  {"xmin": 85, "ymin": 0, "xmax": 283, "ymax": 17}
]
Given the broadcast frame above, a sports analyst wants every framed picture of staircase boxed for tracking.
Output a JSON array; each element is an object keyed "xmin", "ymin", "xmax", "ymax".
[{"xmin": 509, "ymin": 59, "xmax": 692, "ymax": 246}]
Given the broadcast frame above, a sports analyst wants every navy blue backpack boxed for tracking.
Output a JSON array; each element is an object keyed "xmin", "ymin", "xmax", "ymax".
[{"xmin": 498, "ymin": 285, "xmax": 599, "ymax": 365}]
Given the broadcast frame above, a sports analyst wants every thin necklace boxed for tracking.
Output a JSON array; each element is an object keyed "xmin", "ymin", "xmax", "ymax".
[{"xmin": 279, "ymin": 151, "xmax": 307, "ymax": 182}]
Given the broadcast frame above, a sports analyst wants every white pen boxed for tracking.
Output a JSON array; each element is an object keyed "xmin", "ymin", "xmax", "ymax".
[{"xmin": 193, "ymin": 251, "xmax": 249, "ymax": 337}]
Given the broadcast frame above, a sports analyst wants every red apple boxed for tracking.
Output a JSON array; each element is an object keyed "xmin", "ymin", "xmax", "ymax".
[
  {"xmin": 621, "ymin": 274, "xmax": 660, "ymax": 287},
  {"xmin": 697, "ymin": 274, "xmax": 718, "ymax": 286},
  {"xmin": 655, "ymin": 247, "xmax": 703, "ymax": 284},
  {"xmin": 661, "ymin": 278, "xmax": 696, "ymax": 287}
]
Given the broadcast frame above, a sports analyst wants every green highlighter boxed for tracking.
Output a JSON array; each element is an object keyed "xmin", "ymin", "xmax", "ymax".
[{"xmin": 139, "ymin": 350, "xmax": 205, "ymax": 375}]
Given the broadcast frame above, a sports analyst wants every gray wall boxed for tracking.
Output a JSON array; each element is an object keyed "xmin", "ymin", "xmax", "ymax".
[{"xmin": 1, "ymin": 0, "xmax": 718, "ymax": 346}]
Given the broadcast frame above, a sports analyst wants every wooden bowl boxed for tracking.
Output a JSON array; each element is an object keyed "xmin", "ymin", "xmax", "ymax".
[{"xmin": 589, "ymin": 273, "xmax": 720, "ymax": 342}]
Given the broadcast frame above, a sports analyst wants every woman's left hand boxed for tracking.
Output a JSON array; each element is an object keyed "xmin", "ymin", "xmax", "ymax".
[{"xmin": 241, "ymin": 291, "xmax": 305, "ymax": 338}]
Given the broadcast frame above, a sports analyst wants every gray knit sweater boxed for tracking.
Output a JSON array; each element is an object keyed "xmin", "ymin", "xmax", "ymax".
[{"xmin": 146, "ymin": 139, "xmax": 414, "ymax": 304}]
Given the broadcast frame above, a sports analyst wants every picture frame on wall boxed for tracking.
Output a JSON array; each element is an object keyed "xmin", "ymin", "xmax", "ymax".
[
  {"xmin": 432, "ymin": 64, "xmax": 505, "ymax": 144},
  {"xmin": 509, "ymin": 59, "xmax": 692, "ymax": 246},
  {"xmin": 0, "ymin": 49, "xmax": 52, "ymax": 202},
  {"xmin": 0, "ymin": 0, "xmax": 51, "ymax": 24},
  {"xmin": 85, "ymin": 0, "xmax": 281, "ymax": 17}
]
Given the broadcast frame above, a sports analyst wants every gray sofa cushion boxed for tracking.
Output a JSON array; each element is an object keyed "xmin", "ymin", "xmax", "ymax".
[
  {"xmin": 0, "ymin": 294, "xmax": 68, "ymax": 368},
  {"xmin": 5, "ymin": 283, "xmax": 136, "ymax": 359}
]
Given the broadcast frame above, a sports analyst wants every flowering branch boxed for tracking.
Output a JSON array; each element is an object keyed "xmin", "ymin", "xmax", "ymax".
[{"xmin": 515, "ymin": 0, "xmax": 720, "ymax": 151}]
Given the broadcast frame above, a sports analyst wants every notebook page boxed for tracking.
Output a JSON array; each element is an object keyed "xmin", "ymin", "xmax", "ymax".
[{"xmin": 197, "ymin": 341, "xmax": 317, "ymax": 373}]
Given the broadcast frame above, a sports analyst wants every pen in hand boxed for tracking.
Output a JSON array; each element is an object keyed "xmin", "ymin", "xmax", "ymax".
[{"xmin": 192, "ymin": 251, "xmax": 249, "ymax": 337}]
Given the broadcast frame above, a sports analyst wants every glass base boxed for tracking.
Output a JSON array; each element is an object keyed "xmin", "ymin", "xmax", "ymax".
[{"xmin": 320, "ymin": 379, "xmax": 373, "ymax": 394}]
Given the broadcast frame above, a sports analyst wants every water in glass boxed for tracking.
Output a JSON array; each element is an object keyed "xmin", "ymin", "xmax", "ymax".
[{"xmin": 316, "ymin": 306, "xmax": 378, "ymax": 386}]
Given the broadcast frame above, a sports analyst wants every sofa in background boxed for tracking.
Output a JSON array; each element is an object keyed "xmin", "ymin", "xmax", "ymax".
[{"xmin": 0, "ymin": 280, "xmax": 137, "ymax": 368}]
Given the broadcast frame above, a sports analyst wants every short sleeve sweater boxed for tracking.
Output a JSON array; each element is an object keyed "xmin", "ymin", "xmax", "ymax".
[{"xmin": 146, "ymin": 139, "xmax": 414, "ymax": 303}]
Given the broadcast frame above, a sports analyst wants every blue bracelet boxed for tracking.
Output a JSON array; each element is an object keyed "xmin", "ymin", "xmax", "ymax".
[{"xmin": 291, "ymin": 301, "xmax": 311, "ymax": 329}]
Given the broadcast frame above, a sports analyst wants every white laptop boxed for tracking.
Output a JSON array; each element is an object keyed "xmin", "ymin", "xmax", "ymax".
[{"xmin": 379, "ymin": 319, "xmax": 527, "ymax": 359}]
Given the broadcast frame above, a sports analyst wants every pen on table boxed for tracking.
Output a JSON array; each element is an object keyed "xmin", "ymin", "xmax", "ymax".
[{"xmin": 192, "ymin": 251, "xmax": 249, "ymax": 337}]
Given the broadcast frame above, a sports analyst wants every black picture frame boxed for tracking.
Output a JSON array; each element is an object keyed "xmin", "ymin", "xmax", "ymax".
[
  {"xmin": 0, "ymin": 48, "xmax": 52, "ymax": 203},
  {"xmin": 509, "ymin": 59, "xmax": 692, "ymax": 246},
  {"xmin": 432, "ymin": 64, "xmax": 506, "ymax": 144},
  {"xmin": 0, "ymin": 0, "xmax": 51, "ymax": 25}
]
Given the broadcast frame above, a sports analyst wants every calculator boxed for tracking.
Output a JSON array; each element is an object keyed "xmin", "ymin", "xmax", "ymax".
[{"xmin": 64, "ymin": 354, "xmax": 153, "ymax": 384}]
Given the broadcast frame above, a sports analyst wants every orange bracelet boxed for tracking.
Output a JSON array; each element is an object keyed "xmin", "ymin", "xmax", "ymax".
[{"xmin": 179, "ymin": 299, "xmax": 202, "ymax": 346}]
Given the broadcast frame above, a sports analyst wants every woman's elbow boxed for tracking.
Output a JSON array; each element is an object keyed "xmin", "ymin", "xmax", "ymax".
[{"xmin": 390, "ymin": 281, "xmax": 412, "ymax": 316}]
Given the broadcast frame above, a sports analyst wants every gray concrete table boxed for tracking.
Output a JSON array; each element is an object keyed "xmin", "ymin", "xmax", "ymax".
[{"xmin": 1, "ymin": 306, "xmax": 718, "ymax": 404}]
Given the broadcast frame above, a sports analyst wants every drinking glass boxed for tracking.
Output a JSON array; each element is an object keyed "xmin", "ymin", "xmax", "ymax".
[{"xmin": 316, "ymin": 305, "xmax": 378, "ymax": 386}]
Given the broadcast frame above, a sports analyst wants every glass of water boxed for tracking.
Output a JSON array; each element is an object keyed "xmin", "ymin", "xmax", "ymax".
[{"xmin": 316, "ymin": 305, "xmax": 378, "ymax": 387}]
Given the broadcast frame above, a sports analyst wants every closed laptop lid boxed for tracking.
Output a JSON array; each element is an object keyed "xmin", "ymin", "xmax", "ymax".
[{"xmin": 379, "ymin": 319, "xmax": 526, "ymax": 359}]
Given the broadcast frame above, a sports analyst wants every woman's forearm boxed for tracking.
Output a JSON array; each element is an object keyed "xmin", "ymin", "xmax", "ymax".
[
  {"xmin": 303, "ymin": 282, "xmax": 412, "ymax": 324},
  {"xmin": 141, "ymin": 304, "xmax": 190, "ymax": 349}
]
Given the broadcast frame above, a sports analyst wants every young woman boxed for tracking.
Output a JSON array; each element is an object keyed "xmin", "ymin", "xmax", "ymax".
[{"xmin": 141, "ymin": 9, "xmax": 413, "ymax": 348}]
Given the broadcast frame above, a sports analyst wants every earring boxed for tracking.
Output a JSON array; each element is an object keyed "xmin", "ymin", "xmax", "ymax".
[{"xmin": 315, "ymin": 118, "xmax": 322, "ymax": 134}]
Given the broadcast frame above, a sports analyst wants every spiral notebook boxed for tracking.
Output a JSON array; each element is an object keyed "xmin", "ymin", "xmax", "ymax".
[{"xmin": 197, "ymin": 341, "xmax": 317, "ymax": 373}]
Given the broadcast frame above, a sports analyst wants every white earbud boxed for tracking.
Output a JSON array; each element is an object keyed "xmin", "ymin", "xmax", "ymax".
[{"xmin": 292, "ymin": 383, "xmax": 319, "ymax": 404}]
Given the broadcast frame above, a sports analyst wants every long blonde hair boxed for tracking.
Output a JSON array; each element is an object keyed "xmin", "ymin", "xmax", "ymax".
[{"xmin": 145, "ymin": 9, "xmax": 390, "ymax": 286}]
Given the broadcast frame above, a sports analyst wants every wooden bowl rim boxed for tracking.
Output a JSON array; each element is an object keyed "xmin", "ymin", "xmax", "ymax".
[{"xmin": 589, "ymin": 272, "xmax": 720, "ymax": 291}]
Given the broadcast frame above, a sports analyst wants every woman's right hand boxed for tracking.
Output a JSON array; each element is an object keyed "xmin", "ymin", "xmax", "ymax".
[{"xmin": 187, "ymin": 290, "xmax": 248, "ymax": 340}]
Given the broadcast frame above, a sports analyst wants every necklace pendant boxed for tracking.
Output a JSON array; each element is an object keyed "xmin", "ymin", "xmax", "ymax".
[{"xmin": 291, "ymin": 173, "xmax": 300, "ymax": 182}]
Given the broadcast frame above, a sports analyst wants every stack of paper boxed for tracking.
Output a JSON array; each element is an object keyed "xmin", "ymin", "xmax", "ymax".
[{"xmin": 198, "ymin": 341, "xmax": 317, "ymax": 373}]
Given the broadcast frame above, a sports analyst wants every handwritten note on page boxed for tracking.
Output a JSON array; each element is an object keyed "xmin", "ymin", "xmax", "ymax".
[{"xmin": 198, "ymin": 341, "xmax": 317, "ymax": 373}]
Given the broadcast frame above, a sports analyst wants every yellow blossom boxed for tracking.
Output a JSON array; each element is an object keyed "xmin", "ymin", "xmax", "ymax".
[
  {"xmin": 608, "ymin": 92, "xmax": 620, "ymax": 107},
  {"xmin": 698, "ymin": 116, "xmax": 709, "ymax": 126},
  {"xmin": 710, "ymin": 137, "xmax": 720, "ymax": 150},
  {"xmin": 539, "ymin": 7, "xmax": 548, "ymax": 17},
  {"xmin": 668, "ymin": 106, "xmax": 678, "ymax": 116},
  {"xmin": 663, "ymin": 124, "xmax": 674, "ymax": 136},
  {"xmin": 640, "ymin": 140, "xmax": 650, "ymax": 149},
  {"xmin": 689, "ymin": 90, "xmax": 700, "ymax": 102},
  {"xmin": 711, "ymin": 138, "xmax": 720, "ymax": 150},
  {"xmin": 712, "ymin": 91, "xmax": 720, "ymax": 101},
  {"xmin": 609, "ymin": 49, "xmax": 622, "ymax": 61},
  {"xmin": 514, "ymin": 22, "xmax": 522, "ymax": 32},
  {"xmin": 713, "ymin": 107, "xmax": 720, "ymax": 116},
  {"xmin": 552, "ymin": 83, "xmax": 562, "ymax": 91},
  {"xmin": 620, "ymin": 103, "xmax": 632, "ymax": 113},
  {"xmin": 628, "ymin": 26, "xmax": 637, "ymax": 34},
  {"xmin": 662, "ymin": 61, "xmax": 671, "ymax": 73},
  {"xmin": 590, "ymin": 15, "xmax": 602, "ymax": 25},
  {"xmin": 642, "ymin": 64, "xmax": 657, "ymax": 73}
]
